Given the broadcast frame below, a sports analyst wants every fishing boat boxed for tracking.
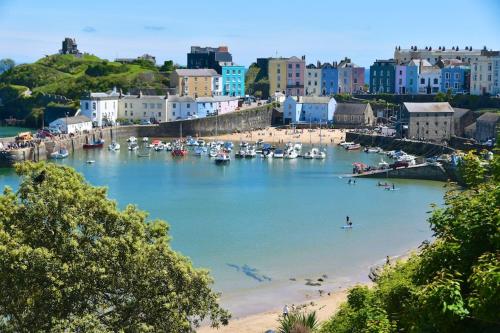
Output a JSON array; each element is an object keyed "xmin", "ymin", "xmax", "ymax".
[
  {"xmin": 215, "ymin": 152, "xmax": 231, "ymax": 164},
  {"xmin": 273, "ymin": 148, "xmax": 284, "ymax": 158},
  {"xmin": 50, "ymin": 148, "xmax": 69, "ymax": 159},
  {"xmin": 108, "ymin": 142, "xmax": 120, "ymax": 151},
  {"xmin": 128, "ymin": 142, "xmax": 139, "ymax": 151},
  {"xmin": 127, "ymin": 136, "xmax": 137, "ymax": 143},
  {"xmin": 345, "ymin": 143, "xmax": 361, "ymax": 150},
  {"xmin": 83, "ymin": 139, "xmax": 105, "ymax": 149}
]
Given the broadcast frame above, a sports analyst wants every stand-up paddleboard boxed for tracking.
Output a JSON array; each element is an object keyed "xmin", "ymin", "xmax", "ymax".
[
  {"xmin": 341, "ymin": 224, "xmax": 357, "ymax": 229},
  {"xmin": 384, "ymin": 187, "xmax": 400, "ymax": 191}
]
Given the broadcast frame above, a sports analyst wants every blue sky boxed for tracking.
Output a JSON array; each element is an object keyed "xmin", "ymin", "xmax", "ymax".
[{"xmin": 0, "ymin": 0, "xmax": 499, "ymax": 67}]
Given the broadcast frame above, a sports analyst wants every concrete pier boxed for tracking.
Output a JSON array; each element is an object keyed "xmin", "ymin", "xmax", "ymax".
[{"xmin": 351, "ymin": 163, "xmax": 455, "ymax": 182}]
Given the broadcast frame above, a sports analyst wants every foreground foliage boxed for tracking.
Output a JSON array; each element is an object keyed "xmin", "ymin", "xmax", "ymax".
[
  {"xmin": 321, "ymin": 151, "xmax": 500, "ymax": 332},
  {"xmin": 279, "ymin": 310, "xmax": 319, "ymax": 333},
  {"xmin": 0, "ymin": 162, "xmax": 229, "ymax": 332}
]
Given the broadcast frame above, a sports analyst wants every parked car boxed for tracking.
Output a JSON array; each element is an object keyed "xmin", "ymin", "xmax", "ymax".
[{"xmin": 141, "ymin": 119, "xmax": 152, "ymax": 125}]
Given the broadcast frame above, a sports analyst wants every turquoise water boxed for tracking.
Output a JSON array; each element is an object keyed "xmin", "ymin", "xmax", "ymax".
[
  {"xmin": 0, "ymin": 126, "xmax": 33, "ymax": 138},
  {"xmin": 0, "ymin": 140, "xmax": 445, "ymax": 316}
]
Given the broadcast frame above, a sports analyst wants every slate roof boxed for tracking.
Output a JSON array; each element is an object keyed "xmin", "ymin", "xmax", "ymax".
[
  {"xmin": 54, "ymin": 115, "xmax": 91, "ymax": 125},
  {"xmin": 299, "ymin": 96, "xmax": 334, "ymax": 104},
  {"xmin": 168, "ymin": 95, "xmax": 196, "ymax": 103},
  {"xmin": 334, "ymin": 103, "xmax": 369, "ymax": 115},
  {"xmin": 477, "ymin": 112, "xmax": 500, "ymax": 123},
  {"xmin": 174, "ymin": 69, "xmax": 219, "ymax": 77},
  {"xmin": 404, "ymin": 102, "xmax": 454, "ymax": 113}
]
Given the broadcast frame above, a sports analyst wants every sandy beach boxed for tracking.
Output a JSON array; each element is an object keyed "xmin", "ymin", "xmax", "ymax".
[
  {"xmin": 197, "ymin": 287, "xmax": 355, "ymax": 333},
  {"xmin": 204, "ymin": 127, "xmax": 347, "ymax": 146}
]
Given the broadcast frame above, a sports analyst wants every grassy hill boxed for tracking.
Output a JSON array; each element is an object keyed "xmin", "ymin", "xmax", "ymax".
[
  {"xmin": 0, "ymin": 54, "xmax": 169, "ymax": 100},
  {"xmin": 0, "ymin": 54, "xmax": 171, "ymax": 126}
]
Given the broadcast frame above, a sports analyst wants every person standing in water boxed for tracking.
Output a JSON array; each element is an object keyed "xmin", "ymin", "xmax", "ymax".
[{"xmin": 346, "ymin": 216, "xmax": 352, "ymax": 226}]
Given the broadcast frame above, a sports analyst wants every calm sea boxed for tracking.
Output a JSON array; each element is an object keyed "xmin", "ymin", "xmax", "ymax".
[
  {"xmin": 0, "ymin": 126, "xmax": 33, "ymax": 138},
  {"xmin": 0, "ymin": 139, "xmax": 445, "ymax": 316}
]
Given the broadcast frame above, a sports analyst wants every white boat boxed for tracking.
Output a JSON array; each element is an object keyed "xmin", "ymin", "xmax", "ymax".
[
  {"xmin": 142, "ymin": 137, "xmax": 149, "ymax": 142},
  {"xmin": 339, "ymin": 141, "xmax": 355, "ymax": 147},
  {"xmin": 208, "ymin": 147, "xmax": 218, "ymax": 158},
  {"xmin": 364, "ymin": 147, "xmax": 381, "ymax": 153},
  {"xmin": 50, "ymin": 148, "xmax": 69, "ymax": 159},
  {"xmin": 314, "ymin": 149, "xmax": 326, "ymax": 159},
  {"xmin": 293, "ymin": 143, "xmax": 302, "ymax": 153},
  {"xmin": 127, "ymin": 136, "xmax": 137, "ymax": 143},
  {"xmin": 379, "ymin": 159, "xmax": 390, "ymax": 169},
  {"xmin": 345, "ymin": 143, "xmax": 361, "ymax": 150},
  {"xmin": 108, "ymin": 142, "xmax": 120, "ymax": 151},
  {"xmin": 285, "ymin": 149, "xmax": 298, "ymax": 159},
  {"xmin": 245, "ymin": 147, "xmax": 257, "ymax": 158},
  {"xmin": 154, "ymin": 144, "xmax": 165, "ymax": 151},
  {"xmin": 215, "ymin": 152, "xmax": 231, "ymax": 164},
  {"xmin": 262, "ymin": 149, "xmax": 273, "ymax": 158},
  {"xmin": 235, "ymin": 149, "xmax": 246, "ymax": 158},
  {"xmin": 239, "ymin": 141, "xmax": 249, "ymax": 148},
  {"xmin": 304, "ymin": 148, "xmax": 319, "ymax": 159},
  {"xmin": 197, "ymin": 139, "xmax": 206, "ymax": 146},
  {"xmin": 128, "ymin": 143, "xmax": 139, "ymax": 151}
]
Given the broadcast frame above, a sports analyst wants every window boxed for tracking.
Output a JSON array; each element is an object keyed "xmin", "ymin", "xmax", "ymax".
[
  {"xmin": 150, "ymin": 103, "xmax": 155, "ymax": 109},
  {"xmin": 420, "ymin": 78, "xmax": 425, "ymax": 84},
  {"xmin": 187, "ymin": 103, "xmax": 190, "ymax": 108},
  {"xmin": 488, "ymin": 74, "xmax": 492, "ymax": 81},
  {"xmin": 454, "ymin": 73, "xmax": 460, "ymax": 80},
  {"xmin": 143, "ymin": 103, "xmax": 147, "ymax": 108},
  {"xmin": 144, "ymin": 112, "xmax": 146, "ymax": 116},
  {"xmin": 125, "ymin": 110, "xmax": 128, "ymax": 116},
  {"xmin": 399, "ymin": 70, "xmax": 402, "ymax": 75},
  {"xmin": 445, "ymin": 82, "xmax": 450, "ymax": 88},
  {"xmin": 172, "ymin": 103, "xmax": 176, "ymax": 108},
  {"xmin": 172, "ymin": 111, "xmax": 175, "ymax": 116},
  {"xmin": 288, "ymin": 73, "xmax": 292, "ymax": 78},
  {"xmin": 158, "ymin": 112, "xmax": 161, "ymax": 117},
  {"xmin": 131, "ymin": 111, "xmax": 133, "ymax": 116},
  {"xmin": 488, "ymin": 63, "xmax": 492, "ymax": 71},
  {"xmin": 288, "ymin": 64, "xmax": 292, "ymax": 69},
  {"xmin": 295, "ymin": 72, "xmax": 299, "ymax": 78},
  {"xmin": 433, "ymin": 78, "xmax": 438, "ymax": 85},
  {"xmin": 296, "ymin": 64, "xmax": 300, "ymax": 69},
  {"xmin": 454, "ymin": 82, "xmax": 459, "ymax": 89},
  {"xmin": 85, "ymin": 102, "xmax": 89, "ymax": 110},
  {"xmin": 277, "ymin": 69, "xmax": 281, "ymax": 74},
  {"xmin": 445, "ymin": 73, "xmax": 450, "ymax": 79}
]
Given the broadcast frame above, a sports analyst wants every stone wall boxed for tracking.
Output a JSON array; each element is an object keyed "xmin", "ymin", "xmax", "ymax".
[
  {"xmin": 346, "ymin": 132, "xmax": 455, "ymax": 157},
  {"xmin": 353, "ymin": 163, "xmax": 452, "ymax": 182},
  {"xmin": 159, "ymin": 106, "xmax": 274, "ymax": 137}
]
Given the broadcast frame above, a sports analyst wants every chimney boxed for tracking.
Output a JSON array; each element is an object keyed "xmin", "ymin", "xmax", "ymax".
[
  {"xmin": 317, "ymin": 60, "xmax": 321, "ymax": 68},
  {"xmin": 301, "ymin": 55, "xmax": 306, "ymax": 61}
]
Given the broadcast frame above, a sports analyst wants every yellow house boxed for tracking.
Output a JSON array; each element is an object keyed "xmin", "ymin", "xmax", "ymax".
[
  {"xmin": 170, "ymin": 69, "xmax": 221, "ymax": 97},
  {"xmin": 268, "ymin": 58, "xmax": 288, "ymax": 97}
]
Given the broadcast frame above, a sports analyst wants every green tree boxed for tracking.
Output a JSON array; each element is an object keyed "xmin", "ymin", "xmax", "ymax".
[
  {"xmin": 0, "ymin": 162, "xmax": 229, "ymax": 332},
  {"xmin": 160, "ymin": 60, "xmax": 175, "ymax": 72},
  {"xmin": 0, "ymin": 58, "xmax": 15, "ymax": 74},
  {"xmin": 458, "ymin": 151, "xmax": 485, "ymax": 186}
]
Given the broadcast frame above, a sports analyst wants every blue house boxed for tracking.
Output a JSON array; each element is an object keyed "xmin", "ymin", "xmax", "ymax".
[
  {"xmin": 196, "ymin": 97, "xmax": 217, "ymax": 117},
  {"xmin": 283, "ymin": 96, "xmax": 337, "ymax": 124},
  {"xmin": 440, "ymin": 65, "xmax": 470, "ymax": 94},
  {"xmin": 321, "ymin": 63, "xmax": 338, "ymax": 95},
  {"xmin": 405, "ymin": 63, "xmax": 419, "ymax": 94},
  {"xmin": 222, "ymin": 64, "xmax": 246, "ymax": 96}
]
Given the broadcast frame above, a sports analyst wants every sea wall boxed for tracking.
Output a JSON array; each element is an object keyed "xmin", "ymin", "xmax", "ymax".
[
  {"xmin": 346, "ymin": 133, "xmax": 455, "ymax": 157},
  {"xmin": 159, "ymin": 106, "xmax": 274, "ymax": 137},
  {"xmin": 353, "ymin": 163, "xmax": 453, "ymax": 182}
]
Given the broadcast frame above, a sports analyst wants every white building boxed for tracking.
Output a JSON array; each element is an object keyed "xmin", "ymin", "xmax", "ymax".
[
  {"xmin": 80, "ymin": 88, "xmax": 120, "ymax": 126},
  {"xmin": 394, "ymin": 46, "xmax": 482, "ymax": 65},
  {"xmin": 212, "ymin": 76, "xmax": 223, "ymax": 96},
  {"xmin": 167, "ymin": 96, "xmax": 196, "ymax": 121},
  {"xmin": 305, "ymin": 64, "xmax": 322, "ymax": 96},
  {"xmin": 49, "ymin": 115, "xmax": 92, "ymax": 134},
  {"xmin": 470, "ymin": 50, "xmax": 500, "ymax": 95},
  {"xmin": 283, "ymin": 96, "xmax": 336, "ymax": 124},
  {"xmin": 118, "ymin": 92, "xmax": 167, "ymax": 123}
]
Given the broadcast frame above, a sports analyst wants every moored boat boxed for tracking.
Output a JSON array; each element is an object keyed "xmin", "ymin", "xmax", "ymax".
[
  {"xmin": 345, "ymin": 143, "xmax": 361, "ymax": 150},
  {"xmin": 108, "ymin": 142, "xmax": 120, "ymax": 151},
  {"xmin": 127, "ymin": 136, "xmax": 137, "ymax": 143},
  {"xmin": 50, "ymin": 148, "xmax": 69, "ymax": 159},
  {"xmin": 172, "ymin": 145, "xmax": 188, "ymax": 157},
  {"xmin": 273, "ymin": 149, "xmax": 284, "ymax": 158},
  {"xmin": 215, "ymin": 152, "xmax": 231, "ymax": 164},
  {"xmin": 128, "ymin": 142, "xmax": 139, "ymax": 151},
  {"xmin": 83, "ymin": 139, "xmax": 105, "ymax": 149}
]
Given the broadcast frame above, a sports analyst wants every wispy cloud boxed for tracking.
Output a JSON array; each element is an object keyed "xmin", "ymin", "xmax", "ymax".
[
  {"xmin": 144, "ymin": 25, "xmax": 165, "ymax": 31},
  {"xmin": 82, "ymin": 26, "xmax": 96, "ymax": 33}
]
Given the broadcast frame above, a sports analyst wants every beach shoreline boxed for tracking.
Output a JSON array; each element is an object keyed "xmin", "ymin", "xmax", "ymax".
[{"xmin": 198, "ymin": 251, "xmax": 414, "ymax": 333}]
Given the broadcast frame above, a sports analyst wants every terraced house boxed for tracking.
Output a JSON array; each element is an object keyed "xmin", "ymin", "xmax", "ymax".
[
  {"xmin": 268, "ymin": 58, "xmax": 288, "ymax": 96},
  {"xmin": 470, "ymin": 49, "xmax": 500, "ymax": 95},
  {"xmin": 305, "ymin": 63, "xmax": 322, "ymax": 96},
  {"xmin": 221, "ymin": 64, "xmax": 246, "ymax": 97},
  {"xmin": 170, "ymin": 69, "xmax": 222, "ymax": 98},
  {"xmin": 286, "ymin": 56, "xmax": 305, "ymax": 96},
  {"xmin": 370, "ymin": 59, "xmax": 396, "ymax": 93},
  {"xmin": 118, "ymin": 92, "xmax": 167, "ymax": 123}
]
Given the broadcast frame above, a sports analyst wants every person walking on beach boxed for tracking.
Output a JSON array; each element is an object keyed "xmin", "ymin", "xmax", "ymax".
[{"xmin": 283, "ymin": 304, "xmax": 289, "ymax": 318}]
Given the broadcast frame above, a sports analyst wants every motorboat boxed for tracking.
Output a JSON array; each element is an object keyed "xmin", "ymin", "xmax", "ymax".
[
  {"xmin": 239, "ymin": 141, "xmax": 249, "ymax": 148},
  {"xmin": 293, "ymin": 143, "xmax": 302, "ymax": 153},
  {"xmin": 171, "ymin": 145, "xmax": 188, "ymax": 157},
  {"xmin": 154, "ymin": 144, "xmax": 165, "ymax": 151},
  {"xmin": 83, "ymin": 139, "xmax": 105, "ymax": 149},
  {"xmin": 165, "ymin": 142, "xmax": 173, "ymax": 151},
  {"xmin": 224, "ymin": 141, "xmax": 234, "ymax": 151},
  {"xmin": 142, "ymin": 137, "xmax": 149, "ymax": 142},
  {"xmin": 197, "ymin": 139, "xmax": 206, "ymax": 147},
  {"xmin": 345, "ymin": 143, "xmax": 361, "ymax": 150},
  {"xmin": 127, "ymin": 136, "xmax": 137, "ymax": 143},
  {"xmin": 285, "ymin": 148, "xmax": 298, "ymax": 159},
  {"xmin": 364, "ymin": 147, "xmax": 381, "ymax": 153},
  {"xmin": 186, "ymin": 137, "xmax": 198, "ymax": 146},
  {"xmin": 86, "ymin": 160, "xmax": 95, "ymax": 164},
  {"xmin": 314, "ymin": 149, "xmax": 326, "ymax": 159},
  {"xmin": 108, "ymin": 142, "xmax": 120, "ymax": 151},
  {"xmin": 215, "ymin": 152, "xmax": 231, "ymax": 164},
  {"xmin": 194, "ymin": 146, "xmax": 205, "ymax": 156},
  {"xmin": 50, "ymin": 148, "xmax": 69, "ymax": 159},
  {"xmin": 235, "ymin": 149, "xmax": 246, "ymax": 158},
  {"xmin": 128, "ymin": 142, "xmax": 139, "ymax": 151},
  {"xmin": 208, "ymin": 147, "xmax": 218, "ymax": 158},
  {"xmin": 245, "ymin": 147, "xmax": 257, "ymax": 158},
  {"xmin": 339, "ymin": 141, "xmax": 355, "ymax": 147},
  {"xmin": 262, "ymin": 148, "xmax": 273, "ymax": 158},
  {"xmin": 303, "ymin": 148, "xmax": 319, "ymax": 159},
  {"xmin": 273, "ymin": 149, "xmax": 284, "ymax": 158}
]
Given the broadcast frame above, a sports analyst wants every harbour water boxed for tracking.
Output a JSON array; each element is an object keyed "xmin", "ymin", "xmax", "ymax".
[
  {"xmin": 0, "ymin": 126, "xmax": 33, "ymax": 138},
  {"xmin": 0, "ymin": 139, "xmax": 446, "ymax": 316}
]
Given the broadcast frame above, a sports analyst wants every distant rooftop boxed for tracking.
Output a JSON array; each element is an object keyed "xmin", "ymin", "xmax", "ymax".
[
  {"xmin": 404, "ymin": 102, "xmax": 454, "ymax": 113},
  {"xmin": 175, "ymin": 69, "xmax": 219, "ymax": 77}
]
